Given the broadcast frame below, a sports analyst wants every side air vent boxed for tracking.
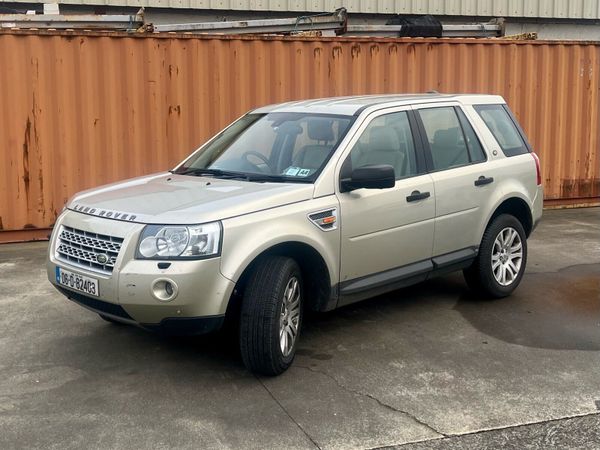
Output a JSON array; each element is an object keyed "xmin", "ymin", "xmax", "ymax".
[{"xmin": 308, "ymin": 208, "xmax": 338, "ymax": 231}]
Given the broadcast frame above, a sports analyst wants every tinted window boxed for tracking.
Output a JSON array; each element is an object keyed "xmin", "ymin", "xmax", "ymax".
[
  {"xmin": 456, "ymin": 107, "xmax": 486, "ymax": 163},
  {"xmin": 349, "ymin": 111, "xmax": 418, "ymax": 180},
  {"xmin": 475, "ymin": 105, "xmax": 528, "ymax": 156},
  {"xmin": 418, "ymin": 107, "xmax": 470, "ymax": 171}
]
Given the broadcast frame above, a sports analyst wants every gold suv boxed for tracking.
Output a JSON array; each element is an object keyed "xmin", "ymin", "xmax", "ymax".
[{"xmin": 48, "ymin": 94, "xmax": 543, "ymax": 375}]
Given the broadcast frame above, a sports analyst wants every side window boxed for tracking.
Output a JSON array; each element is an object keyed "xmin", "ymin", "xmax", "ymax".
[
  {"xmin": 456, "ymin": 107, "xmax": 486, "ymax": 163},
  {"xmin": 418, "ymin": 107, "xmax": 470, "ymax": 171},
  {"xmin": 474, "ymin": 105, "xmax": 528, "ymax": 157},
  {"xmin": 348, "ymin": 111, "xmax": 418, "ymax": 180}
]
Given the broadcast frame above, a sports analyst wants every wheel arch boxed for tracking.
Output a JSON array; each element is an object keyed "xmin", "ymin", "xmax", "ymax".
[
  {"xmin": 486, "ymin": 196, "xmax": 534, "ymax": 237},
  {"xmin": 226, "ymin": 241, "xmax": 335, "ymax": 320}
]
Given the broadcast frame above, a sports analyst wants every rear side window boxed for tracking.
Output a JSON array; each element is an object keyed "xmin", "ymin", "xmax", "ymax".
[
  {"xmin": 474, "ymin": 105, "xmax": 528, "ymax": 157},
  {"xmin": 417, "ymin": 107, "xmax": 470, "ymax": 171}
]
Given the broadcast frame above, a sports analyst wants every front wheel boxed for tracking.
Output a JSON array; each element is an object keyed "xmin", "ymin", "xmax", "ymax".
[
  {"xmin": 464, "ymin": 214, "xmax": 528, "ymax": 298},
  {"xmin": 239, "ymin": 255, "xmax": 303, "ymax": 375}
]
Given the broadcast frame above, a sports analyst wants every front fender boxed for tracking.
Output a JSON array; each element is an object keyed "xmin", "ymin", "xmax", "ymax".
[{"xmin": 219, "ymin": 198, "xmax": 340, "ymax": 287}]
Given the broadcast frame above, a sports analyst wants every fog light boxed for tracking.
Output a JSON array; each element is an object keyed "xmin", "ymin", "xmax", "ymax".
[
  {"xmin": 151, "ymin": 278, "xmax": 178, "ymax": 302},
  {"xmin": 165, "ymin": 281, "xmax": 174, "ymax": 296}
]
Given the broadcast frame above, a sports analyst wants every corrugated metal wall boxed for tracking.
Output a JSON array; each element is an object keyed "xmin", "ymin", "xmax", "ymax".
[
  {"xmin": 9, "ymin": 0, "xmax": 600, "ymax": 19},
  {"xmin": 0, "ymin": 31, "xmax": 599, "ymax": 242}
]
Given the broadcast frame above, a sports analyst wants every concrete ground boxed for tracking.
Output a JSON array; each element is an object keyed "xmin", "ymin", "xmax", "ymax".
[{"xmin": 0, "ymin": 208, "xmax": 598, "ymax": 450}]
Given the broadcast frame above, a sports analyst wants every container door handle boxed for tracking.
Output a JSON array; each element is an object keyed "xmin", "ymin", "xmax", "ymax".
[
  {"xmin": 406, "ymin": 190, "xmax": 430, "ymax": 202},
  {"xmin": 474, "ymin": 176, "xmax": 494, "ymax": 187}
]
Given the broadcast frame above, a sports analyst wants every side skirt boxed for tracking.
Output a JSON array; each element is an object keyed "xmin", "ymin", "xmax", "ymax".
[{"xmin": 336, "ymin": 247, "xmax": 478, "ymax": 308}]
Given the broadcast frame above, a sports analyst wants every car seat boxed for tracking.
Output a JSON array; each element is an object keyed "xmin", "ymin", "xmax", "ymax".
[
  {"xmin": 292, "ymin": 118, "xmax": 336, "ymax": 170},
  {"xmin": 354, "ymin": 126, "xmax": 405, "ymax": 177}
]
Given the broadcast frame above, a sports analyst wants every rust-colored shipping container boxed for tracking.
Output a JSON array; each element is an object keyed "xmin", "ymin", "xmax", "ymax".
[{"xmin": 0, "ymin": 31, "xmax": 599, "ymax": 242}]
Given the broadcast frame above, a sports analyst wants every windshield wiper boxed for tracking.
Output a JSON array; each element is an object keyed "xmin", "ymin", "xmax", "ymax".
[
  {"xmin": 172, "ymin": 168, "xmax": 312, "ymax": 183},
  {"xmin": 172, "ymin": 167, "xmax": 250, "ymax": 180},
  {"xmin": 244, "ymin": 174, "xmax": 313, "ymax": 183}
]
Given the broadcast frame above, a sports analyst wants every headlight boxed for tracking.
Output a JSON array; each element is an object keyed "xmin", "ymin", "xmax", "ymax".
[{"xmin": 136, "ymin": 222, "xmax": 221, "ymax": 259}]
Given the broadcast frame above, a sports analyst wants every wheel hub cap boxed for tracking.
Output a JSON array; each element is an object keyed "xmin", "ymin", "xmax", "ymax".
[{"xmin": 491, "ymin": 227, "xmax": 523, "ymax": 287}]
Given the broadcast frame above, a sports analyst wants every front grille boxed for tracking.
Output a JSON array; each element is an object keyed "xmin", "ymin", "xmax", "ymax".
[{"xmin": 56, "ymin": 225, "xmax": 124, "ymax": 274}]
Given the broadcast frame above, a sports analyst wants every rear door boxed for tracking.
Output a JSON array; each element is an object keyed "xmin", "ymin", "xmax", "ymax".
[
  {"xmin": 413, "ymin": 103, "xmax": 496, "ymax": 257},
  {"xmin": 336, "ymin": 107, "xmax": 435, "ymax": 302}
]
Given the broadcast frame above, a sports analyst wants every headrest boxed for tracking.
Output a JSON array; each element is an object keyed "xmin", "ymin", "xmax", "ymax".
[
  {"xmin": 307, "ymin": 119, "xmax": 335, "ymax": 141},
  {"xmin": 368, "ymin": 126, "xmax": 400, "ymax": 153}
]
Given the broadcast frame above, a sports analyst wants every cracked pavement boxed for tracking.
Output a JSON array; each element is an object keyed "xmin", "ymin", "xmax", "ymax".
[{"xmin": 0, "ymin": 208, "xmax": 599, "ymax": 449}]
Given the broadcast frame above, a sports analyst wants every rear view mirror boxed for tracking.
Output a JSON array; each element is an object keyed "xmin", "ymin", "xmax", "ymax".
[{"xmin": 341, "ymin": 164, "xmax": 395, "ymax": 192}]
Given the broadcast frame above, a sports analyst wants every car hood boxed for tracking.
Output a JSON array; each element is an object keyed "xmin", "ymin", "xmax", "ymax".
[{"xmin": 67, "ymin": 172, "xmax": 314, "ymax": 224}]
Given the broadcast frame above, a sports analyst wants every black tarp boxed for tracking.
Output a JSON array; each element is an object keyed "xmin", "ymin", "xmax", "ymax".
[{"xmin": 386, "ymin": 15, "xmax": 443, "ymax": 37}]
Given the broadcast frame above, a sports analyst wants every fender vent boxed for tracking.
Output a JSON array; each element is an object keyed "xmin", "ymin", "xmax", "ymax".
[{"xmin": 308, "ymin": 208, "xmax": 338, "ymax": 231}]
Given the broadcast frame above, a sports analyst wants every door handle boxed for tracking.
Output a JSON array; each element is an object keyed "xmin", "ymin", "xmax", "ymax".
[
  {"xmin": 406, "ymin": 190, "xmax": 430, "ymax": 202},
  {"xmin": 474, "ymin": 176, "xmax": 494, "ymax": 187}
]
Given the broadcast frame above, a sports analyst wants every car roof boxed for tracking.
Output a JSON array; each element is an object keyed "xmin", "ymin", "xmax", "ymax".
[{"xmin": 253, "ymin": 93, "xmax": 505, "ymax": 116}]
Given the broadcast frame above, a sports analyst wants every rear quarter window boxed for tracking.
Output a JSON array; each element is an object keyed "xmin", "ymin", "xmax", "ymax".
[{"xmin": 474, "ymin": 104, "xmax": 530, "ymax": 157}]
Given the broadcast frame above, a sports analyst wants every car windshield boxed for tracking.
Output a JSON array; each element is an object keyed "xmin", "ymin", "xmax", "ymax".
[{"xmin": 174, "ymin": 112, "xmax": 354, "ymax": 182}]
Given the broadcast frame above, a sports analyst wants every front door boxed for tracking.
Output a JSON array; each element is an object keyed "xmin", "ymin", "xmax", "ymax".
[{"xmin": 336, "ymin": 108, "xmax": 435, "ymax": 301}]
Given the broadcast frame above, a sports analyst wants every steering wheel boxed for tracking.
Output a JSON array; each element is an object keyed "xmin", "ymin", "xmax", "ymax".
[{"xmin": 242, "ymin": 151, "xmax": 273, "ymax": 173}]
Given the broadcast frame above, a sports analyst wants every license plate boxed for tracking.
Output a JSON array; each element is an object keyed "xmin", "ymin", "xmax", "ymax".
[{"xmin": 56, "ymin": 267, "xmax": 99, "ymax": 297}]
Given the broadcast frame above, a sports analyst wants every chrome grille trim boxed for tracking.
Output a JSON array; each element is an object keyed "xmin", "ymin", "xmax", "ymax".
[{"xmin": 55, "ymin": 225, "xmax": 124, "ymax": 274}]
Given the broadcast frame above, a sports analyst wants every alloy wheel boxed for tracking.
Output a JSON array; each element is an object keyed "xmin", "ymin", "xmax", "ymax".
[
  {"xmin": 279, "ymin": 276, "xmax": 301, "ymax": 357},
  {"xmin": 491, "ymin": 226, "xmax": 523, "ymax": 286}
]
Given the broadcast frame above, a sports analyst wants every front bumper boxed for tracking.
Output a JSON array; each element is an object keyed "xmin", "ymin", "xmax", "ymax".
[
  {"xmin": 54, "ymin": 286, "xmax": 225, "ymax": 335},
  {"xmin": 47, "ymin": 211, "xmax": 235, "ymax": 333}
]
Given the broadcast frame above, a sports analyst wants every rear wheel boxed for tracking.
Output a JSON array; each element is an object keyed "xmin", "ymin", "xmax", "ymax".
[
  {"xmin": 239, "ymin": 255, "xmax": 303, "ymax": 375},
  {"xmin": 464, "ymin": 214, "xmax": 527, "ymax": 298}
]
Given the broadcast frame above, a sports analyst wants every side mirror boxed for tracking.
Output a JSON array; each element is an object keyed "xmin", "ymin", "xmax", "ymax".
[{"xmin": 341, "ymin": 164, "xmax": 396, "ymax": 192}]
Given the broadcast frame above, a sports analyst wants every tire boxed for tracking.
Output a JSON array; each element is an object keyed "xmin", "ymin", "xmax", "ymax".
[
  {"xmin": 98, "ymin": 314, "xmax": 125, "ymax": 325},
  {"xmin": 239, "ymin": 255, "xmax": 303, "ymax": 376},
  {"xmin": 463, "ymin": 214, "xmax": 528, "ymax": 298}
]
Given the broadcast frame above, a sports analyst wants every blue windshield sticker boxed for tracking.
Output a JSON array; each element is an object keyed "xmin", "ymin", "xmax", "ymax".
[{"xmin": 285, "ymin": 167, "xmax": 300, "ymax": 176}]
